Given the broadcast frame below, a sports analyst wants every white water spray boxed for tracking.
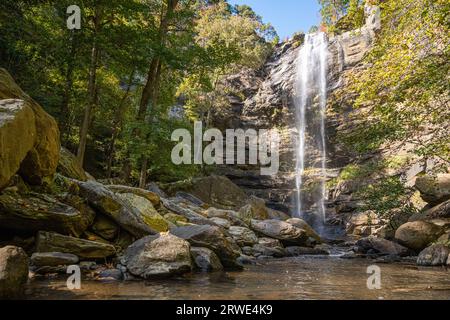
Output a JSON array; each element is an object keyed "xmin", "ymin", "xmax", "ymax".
[{"xmin": 294, "ymin": 33, "xmax": 329, "ymax": 230}]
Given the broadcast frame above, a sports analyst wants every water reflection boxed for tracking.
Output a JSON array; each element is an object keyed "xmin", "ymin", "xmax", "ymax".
[{"xmin": 27, "ymin": 257, "xmax": 450, "ymax": 300}]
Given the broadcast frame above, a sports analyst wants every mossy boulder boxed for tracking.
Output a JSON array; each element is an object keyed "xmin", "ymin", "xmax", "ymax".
[
  {"xmin": 0, "ymin": 99, "xmax": 36, "ymax": 191},
  {"xmin": 116, "ymin": 193, "xmax": 169, "ymax": 233},
  {"xmin": 36, "ymin": 231, "xmax": 116, "ymax": 259},
  {"xmin": 57, "ymin": 147, "xmax": 88, "ymax": 181},
  {"xmin": 0, "ymin": 192, "xmax": 94, "ymax": 237},
  {"xmin": 76, "ymin": 180, "xmax": 165, "ymax": 238},
  {"xmin": 0, "ymin": 68, "xmax": 60, "ymax": 186},
  {"xmin": 107, "ymin": 185, "xmax": 160, "ymax": 207}
]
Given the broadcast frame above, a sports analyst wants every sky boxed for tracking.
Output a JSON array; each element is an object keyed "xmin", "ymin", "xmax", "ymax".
[{"xmin": 228, "ymin": 0, "xmax": 322, "ymax": 40}]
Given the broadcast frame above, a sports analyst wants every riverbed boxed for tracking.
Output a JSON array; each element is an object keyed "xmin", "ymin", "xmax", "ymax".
[{"xmin": 26, "ymin": 257, "xmax": 450, "ymax": 300}]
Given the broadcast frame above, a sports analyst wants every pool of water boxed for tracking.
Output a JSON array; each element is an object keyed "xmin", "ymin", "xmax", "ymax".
[{"xmin": 26, "ymin": 257, "xmax": 450, "ymax": 300}]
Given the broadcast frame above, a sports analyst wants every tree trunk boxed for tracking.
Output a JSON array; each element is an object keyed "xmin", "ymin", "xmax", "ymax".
[
  {"xmin": 60, "ymin": 32, "xmax": 77, "ymax": 145},
  {"xmin": 137, "ymin": 0, "xmax": 179, "ymax": 188},
  {"xmin": 77, "ymin": 5, "xmax": 102, "ymax": 167},
  {"xmin": 106, "ymin": 71, "xmax": 135, "ymax": 178}
]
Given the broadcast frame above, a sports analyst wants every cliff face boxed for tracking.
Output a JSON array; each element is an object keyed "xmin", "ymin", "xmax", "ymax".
[{"xmin": 211, "ymin": 5, "xmax": 382, "ymax": 216}]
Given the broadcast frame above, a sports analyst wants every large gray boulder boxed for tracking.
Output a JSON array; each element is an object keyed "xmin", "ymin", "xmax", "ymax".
[
  {"xmin": 250, "ymin": 219, "xmax": 308, "ymax": 245},
  {"xmin": 0, "ymin": 99, "xmax": 36, "ymax": 191},
  {"xmin": 121, "ymin": 233, "xmax": 192, "ymax": 278},
  {"xmin": 190, "ymin": 247, "xmax": 223, "ymax": 272},
  {"xmin": 228, "ymin": 226, "xmax": 258, "ymax": 247},
  {"xmin": 77, "ymin": 180, "xmax": 167, "ymax": 238},
  {"xmin": 415, "ymin": 174, "xmax": 450, "ymax": 206},
  {"xmin": 0, "ymin": 192, "xmax": 94, "ymax": 237},
  {"xmin": 171, "ymin": 225, "xmax": 242, "ymax": 269},
  {"xmin": 417, "ymin": 244, "xmax": 450, "ymax": 266},
  {"xmin": 0, "ymin": 246, "xmax": 29, "ymax": 299},
  {"xmin": 36, "ymin": 231, "xmax": 116, "ymax": 259},
  {"xmin": 395, "ymin": 221, "xmax": 444, "ymax": 251}
]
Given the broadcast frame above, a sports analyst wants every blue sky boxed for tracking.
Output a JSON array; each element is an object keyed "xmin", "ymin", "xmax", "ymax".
[{"xmin": 229, "ymin": 0, "xmax": 321, "ymax": 40}]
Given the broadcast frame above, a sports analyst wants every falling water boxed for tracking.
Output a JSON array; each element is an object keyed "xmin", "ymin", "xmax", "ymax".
[{"xmin": 294, "ymin": 33, "xmax": 328, "ymax": 232}]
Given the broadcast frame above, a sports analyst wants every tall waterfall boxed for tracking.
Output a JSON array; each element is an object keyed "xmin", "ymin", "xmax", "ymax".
[{"xmin": 294, "ymin": 33, "xmax": 329, "ymax": 232}]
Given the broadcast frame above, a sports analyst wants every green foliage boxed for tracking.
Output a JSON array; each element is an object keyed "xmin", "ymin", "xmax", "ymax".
[
  {"xmin": 318, "ymin": 0, "xmax": 366, "ymax": 34},
  {"xmin": 356, "ymin": 177, "xmax": 418, "ymax": 219},
  {"xmin": 0, "ymin": 0, "xmax": 277, "ymax": 183}
]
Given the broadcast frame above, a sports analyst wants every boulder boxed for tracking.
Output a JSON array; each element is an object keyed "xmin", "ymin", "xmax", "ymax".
[
  {"xmin": 415, "ymin": 174, "xmax": 450, "ymax": 206},
  {"xmin": 417, "ymin": 244, "xmax": 450, "ymax": 266},
  {"xmin": 121, "ymin": 233, "xmax": 192, "ymax": 278},
  {"xmin": 409, "ymin": 200, "xmax": 450, "ymax": 222},
  {"xmin": 116, "ymin": 193, "xmax": 168, "ymax": 233},
  {"xmin": 286, "ymin": 218, "xmax": 322, "ymax": 242},
  {"xmin": 162, "ymin": 198, "xmax": 213, "ymax": 226},
  {"xmin": 355, "ymin": 236, "xmax": 410, "ymax": 256},
  {"xmin": 0, "ymin": 246, "xmax": 29, "ymax": 299},
  {"xmin": 96, "ymin": 269, "xmax": 123, "ymax": 281},
  {"xmin": 163, "ymin": 212, "xmax": 188, "ymax": 225},
  {"xmin": 77, "ymin": 180, "xmax": 165, "ymax": 238},
  {"xmin": 209, "ymin": 217, "xmax": 231, "ymax": 229},
  {"xmin": 175, "ymin": 192, "xmax": 205, "ymax": 207},
  {"xmin": 30, "ymin": 252, "xmax": 79, "ymax": 266},
  {"xmin": 267, "ymin": 208, "xmax": 291, "ymax": 221},
  {"xmin": 0, "ymin": 192, "xmax": 94, "ymax": 236},
  {"xmin": 251, "ymin": 244, "xmax": 286, "ymax": 258},
  {"xmin": 171, "ymin": 225, "xmax": 242, "ymax": 269},
  {"xmin": 238, "ymin": 196, "xmax": 269, "ymax": 222},
  {"xmin": 36, "ymin": 231, "xmax": 116, "ymax": 259},
  {"xmin": 285, "ymin": 246, "xmax": 329, "ymax": 256},
  {"xmin": 91, "ymin": 215, "xmax": 119, "ymax": 240},
  {"xmin": 395, "ymin": 221, "xmax": 444, "ymax": 251},
  {"xmin": 205, "ymin": 208, "xmax": 247, "ymax": 227},
  {"xmin": 164, "ymin": 176, "xmax": 248, "ymax": 210},
  {"xmin": 228, "ymin": 226, "xmax": 258, "ymax": 247},
  {"xmin": 57, "ymin": 147, "xmax": 88, "ymax": 181},
  {"xmin": 258, "ymin": 237, "xmax": 283, "ymax": 249},
  {"xmin": 0, "ymin": 68, "xmax": 60, "ymax": 186},
  {"xmin": 0, "ymin": 99, "xmax": 36, "ymax": 190},
  {"xmin": 190, "ymin": 247, "xmax": 223, "ymax": 271},
  {"xmin": 250, "ymin": 219, "xmax": 308, "ymax": 246},
  {"xmin": 107, "ymin": 185, "xmax": 160, "ymax": 207}
]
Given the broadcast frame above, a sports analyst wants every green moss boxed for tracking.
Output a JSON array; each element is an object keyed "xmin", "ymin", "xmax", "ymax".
[{"xmin": 142, "ymin": 214, "xmax": 169, "ymax": 233}]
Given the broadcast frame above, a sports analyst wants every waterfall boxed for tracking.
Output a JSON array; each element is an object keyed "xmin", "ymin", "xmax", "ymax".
[{"xmin": 294, "ymin": 33, "xmax": 329, "ymax": 232}]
